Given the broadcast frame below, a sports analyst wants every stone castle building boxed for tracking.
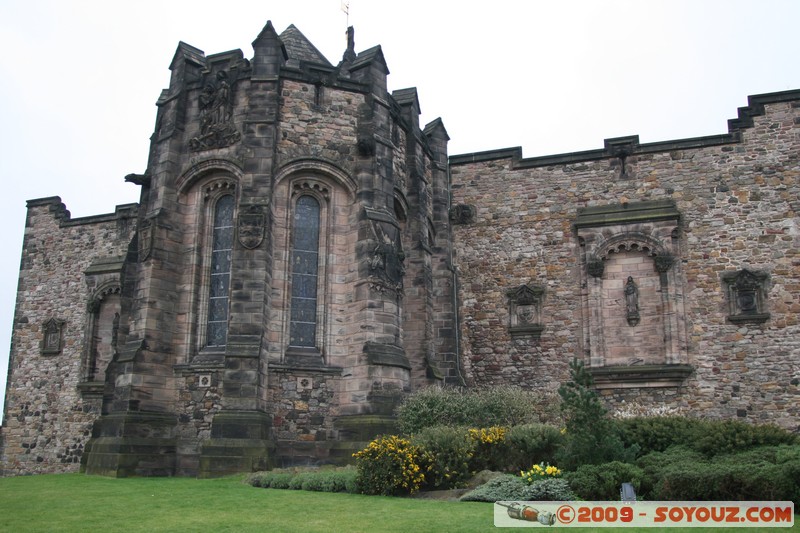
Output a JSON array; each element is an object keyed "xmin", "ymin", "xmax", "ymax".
[{"xmin": 2, "ymin": 21, "xmax": 798, "ymax": 477}]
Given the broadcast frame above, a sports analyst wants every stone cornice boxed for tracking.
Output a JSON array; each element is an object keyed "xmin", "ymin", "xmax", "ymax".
[{"xmin": 590, "ymin": 364, "xmax": 694, "ymax": 389}]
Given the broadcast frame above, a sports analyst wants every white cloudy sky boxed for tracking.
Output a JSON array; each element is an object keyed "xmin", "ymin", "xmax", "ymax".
[{"xmin": 1, "ymin": 0, "xmax": 799, "ymax": 420}]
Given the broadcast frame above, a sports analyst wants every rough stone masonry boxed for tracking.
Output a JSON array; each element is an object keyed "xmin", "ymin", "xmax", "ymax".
[{"xmin": 1, "ymin": 21, "xmax": 798, "ymax": 477}]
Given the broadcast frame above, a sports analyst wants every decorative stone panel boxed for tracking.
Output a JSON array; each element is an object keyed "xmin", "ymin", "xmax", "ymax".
[
  {"xmin": 507, "ymin": 284, "xmax": 545, "ymax": 339},
  {"xmin": 41, "ymin": 318, "xmax": 65, "ymax": 355},
  {"xmin": 721, "ymin": 269, "xmax": 770, "ymax": 324},
  {"xmin": 574, "ymin": 200, "xmax": 690, "ymax": 387},
  {"xmin": 449, "ymin": 204, "xmax": 476, "ymax": 225}
]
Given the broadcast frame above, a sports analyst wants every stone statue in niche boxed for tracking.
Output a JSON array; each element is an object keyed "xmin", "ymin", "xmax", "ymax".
[
  {"xmin": 370, "ymin": 234, "xmax": 406, "ymax": 286},
  {"xmin": 190, "ymin": 70, "xmax": 241, "ymax": 151},
  {"xmin": 625, "ymin": 276, "xmax": 640, "ymax": 326}
]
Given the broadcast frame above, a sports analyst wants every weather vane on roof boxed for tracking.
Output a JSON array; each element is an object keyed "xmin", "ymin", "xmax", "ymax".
[{"xmin": 341, "ymin": 1, "xmax": 350, "ymax": 28}]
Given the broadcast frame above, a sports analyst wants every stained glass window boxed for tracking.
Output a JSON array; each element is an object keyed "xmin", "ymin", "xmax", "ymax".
[
  {"xmin": 206, "ymin": 195, "xmax": 234, "ymax": 347},
  {"xmin": 290, "ymin": 196, "xmax": 320, "ymax": 347}
]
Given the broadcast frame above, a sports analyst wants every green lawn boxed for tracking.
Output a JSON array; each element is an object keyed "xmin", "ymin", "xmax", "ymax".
[{"xmin": 0, "ymin": 474, "xmax": 796, "ymax": 532}]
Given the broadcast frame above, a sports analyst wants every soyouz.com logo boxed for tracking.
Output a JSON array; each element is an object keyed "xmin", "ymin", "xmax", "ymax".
[{"xmin": 493, "ymin": 501, "xmax": 795, "ymax": 528}]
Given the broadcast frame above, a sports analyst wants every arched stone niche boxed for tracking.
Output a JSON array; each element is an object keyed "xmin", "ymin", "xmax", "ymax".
[{"xmin": 574, "ymin": 200, "xmax": 692, "ymax": 388}]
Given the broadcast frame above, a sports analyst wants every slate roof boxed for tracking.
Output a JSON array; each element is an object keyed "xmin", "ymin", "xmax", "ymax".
[
  {"xmin": 351, "ymin": 45, "xmax": 389, "ymax": 74},
  {"xmin": 423, "ymin": 117, "xmax": 450, "ymax": 140},
  {"xmin": 393, "ymin": 88, "xmax": 420, "ymax": 111},
  {"xmin": 279, "ymin": 24, "xmax": 332, "ymax": 67}
]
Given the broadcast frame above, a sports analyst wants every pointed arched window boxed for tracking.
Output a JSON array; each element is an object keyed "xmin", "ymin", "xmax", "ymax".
[
  {"xmin": 289, "ymin": 195, "xmax": 320, "ymax": 347},
  {"xmin": 206, "ymin": 194, "xmax": 234, "ymax": 348}
]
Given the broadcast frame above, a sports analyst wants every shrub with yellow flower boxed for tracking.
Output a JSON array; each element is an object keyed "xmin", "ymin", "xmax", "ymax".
[
  {"xmin": 468, "ymin": 426, "xmax": 510, "ymax": 471},
  {"xmin": 520, "ymin": 461, "xmax": 562, "ymax": 484},
  {"xmin": 353, "ymin": 435, "xmax": 428, "ymax": 495}
]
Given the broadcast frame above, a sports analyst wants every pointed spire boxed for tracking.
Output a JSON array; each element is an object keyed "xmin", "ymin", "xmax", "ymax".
[
  {"xmin": 279, "ymin": 24, "xmax": 332, "ymax": 66},
  {"xmin": 252, "ymin": 20, "xmax": 287, "ymax": 79}
]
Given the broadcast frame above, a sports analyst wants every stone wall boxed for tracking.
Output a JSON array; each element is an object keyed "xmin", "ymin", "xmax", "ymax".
[
  {"xmin": 269, "ymin": 365, "xmax": 342, "ymax": 466},
  {"xmin": 3, "ymin": 21, "xmax": 798, "ymax": 479},
  {"xmin": 449, "ymin": 94, "xmax": 800, "ymax": 430},
  {"xmin": 1, "ymin": 198, "xmax": 137, "ymax": 475}
]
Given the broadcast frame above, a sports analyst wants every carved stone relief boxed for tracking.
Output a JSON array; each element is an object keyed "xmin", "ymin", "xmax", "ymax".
[
  {"xmin": 369, "ymin": 224, "xmax": 405, "ymax": 290},
  {"xmin": 449, "ymin": 204, "xmax": 476, "ymax": 225},
  {"xmin": 41, "ymin": 318, "xmax": 65, "ymax": 355},
  {"xmin": 362, "ymin": 208, "xmax": 406, "ymax": 294},
  {"xmin": 721, "ymin": 269, "xmax": 770, "ymax": 324},
  {"xmin": 508, "ymin": 284, "xmax": 545, "ymax": 339},
  {"xmin": 190, "ymin": 70, "xmax": 241, "ymax": 151},
  {"xmin": 238, "ymin": 204, "xmax": 267, "ymax": 249},
  {"xmin": 138, "ymin": 220, "xmax": 153, "ymax": 262}
]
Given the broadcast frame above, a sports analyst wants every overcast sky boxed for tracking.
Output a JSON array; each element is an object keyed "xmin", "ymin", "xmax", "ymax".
[{"xmin": 1, "ymin": 0, "xmax": 799, "ymax": 421}]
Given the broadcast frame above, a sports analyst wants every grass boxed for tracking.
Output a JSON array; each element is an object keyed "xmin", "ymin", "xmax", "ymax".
[
  {"xmin": 0, "ymin": 474, "xmax": 796, "ymax": 533},
  {"xmin": 0, "ymin": 474, "xmax": 492, "ymax": 533}
]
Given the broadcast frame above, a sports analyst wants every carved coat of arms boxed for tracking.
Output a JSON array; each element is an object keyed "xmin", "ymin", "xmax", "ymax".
[
  {"xmin": 237, "ymin": 205, "xmax": 266, "ymax": 249},
  {"xmin": 138, "ymin": 221, "xmax": 153, "ymax": 262}
]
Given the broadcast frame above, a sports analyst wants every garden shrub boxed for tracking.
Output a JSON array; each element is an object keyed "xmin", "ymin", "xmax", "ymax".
[
  {"xmin": 634, "ymin": 445, "xmax": 703, "ymax": 497},
  {"xmin": 505, "ymin": 423, "xmax": 564, "ymax": 471},
  {"xmin": 690, "ymin": 420, "xmax": 797, "ymax": 457},
  {"xmin": 460, "ymin": 474, "xmax": 529, "ymax": 502},
  {"xmin": 460, "ymin": 474, "xmax": 576, "ymax": 502},
  {"xmin": 615, "ymin": 416, "xmax": 703, "ymax": 455},
  {"xmin": 268, "ymin": 472, "xmax": 294, "ymax": 489},
  {"xmin": 246, "ymin": 470, "xmax": 296, "ymax": 489},
  {"xmin": 245, "ymin": 466, "xmax": 359, "ymax": 493},
  {"xmin": 651, "ymin": 462, "xmax": 795, "ymax": 502},
  {"xmin": 245, "ymin": 471, "xmax": 268, "ymax": 488},
  {"xmin": 297, "ymin": 467, "xmax": 359, "ymax": 493},
  {"xmin": 396, "ymin": 386, "xmax": 552, "ymax": 434},
  {"xmin": 616, "ymin": 416, "xmax": 798, "ymax": 458},
  {"xmin": 556, "ymin": 358, "xmax": 638, "ymax": 470},
  {"xmin": 288, "ymin": 471, "xmax": 314, "ymax": 490},
  {"xmin": 635, "ymin": 444, "xmax": 800, "ymax": 505},
  {"xmin": 353, "ymin": 435, "xmax": 428, "ymax": 495},
  {"xmin": 564, "ymin": 461, "xmax": 645, "ymax": 501},
  {"xmin": 468, "ymin": 426, "xmax": 510, "ymax": 472},
  {"xmin": 410, "ymin": 425, "xmax": 475, "ymax": 490},
  {"xmin": 712, "ymin": 444, "xmax": 800, "ymax": 505},
  {"xmin": 267, "ymin": 471, "xmax": 294, "ymax": 489},
  {"xmin": 523, "ymin": 478, "xmax": 577, "ymax": 501}
]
